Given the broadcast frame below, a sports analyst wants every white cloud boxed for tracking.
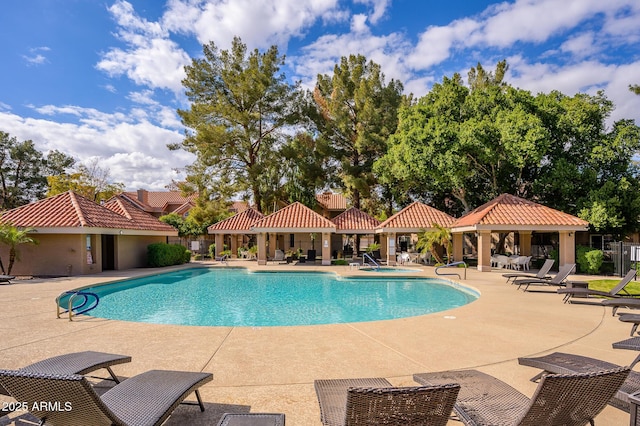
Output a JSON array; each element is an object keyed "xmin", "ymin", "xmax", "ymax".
[
  {"xmin": 96, "ymin": 0, "xmax": 190, "ymax": 92},
  {"xmin": 408, "ymin": 18, "xmax": 480, "ymax": 70},
  {"xmin": 353, "ymin": 0, "xmax": 391, "ymax": 24},
  {"xmin": 559, "ymin": 32, "xmax": 598, "ymax": 59},
  {"xmin": 0, "ymin": 108, "xmax": 194, "ymax": 191},
  {"xmin": 163, "ymin": 0, "xmax": 342, "ymax": 52}
]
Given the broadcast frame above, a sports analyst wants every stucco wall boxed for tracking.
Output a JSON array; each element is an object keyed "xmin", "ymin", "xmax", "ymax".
[
  {"xmin": 0, "ymin": 234, "xmax": 99, "ymax": 277},
  {"xmin": 116, "ymin": 235, "xmax": 166, "ymax": 270},
  {"xmin": 0, "ymin": 233, "xmax": 167, "ymax": 276}
]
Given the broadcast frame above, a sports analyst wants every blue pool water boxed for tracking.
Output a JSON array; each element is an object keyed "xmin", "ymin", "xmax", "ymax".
[{"xmin": 85, "ymin": 268, "xmax": 478, "ymax": 327}]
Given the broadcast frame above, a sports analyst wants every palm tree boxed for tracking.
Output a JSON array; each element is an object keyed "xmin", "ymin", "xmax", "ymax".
[
  {"xmin": 416, "ymin": 224, "xmax": 452, "ymax": 264},
  {"xmin": 0, "ymin": 223, "xmax": 38, "ymax": 274}
]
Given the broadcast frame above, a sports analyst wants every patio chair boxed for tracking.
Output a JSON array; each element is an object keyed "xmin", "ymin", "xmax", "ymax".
[
  {"xmin": 413, "ymin": 367, "xmax": 629, "ymax": 425},
  {"xmin": 0, "ymin": 368, "xmax": 213, "ymax": 426},
  {"xmin": 558, "ymin": 269, "xmax": 638, "ymax": 303},
  {"xmin": 495, "ymin": 254, "xmax": 511, "ymax": 269},
  {"xmin": 514, "ymin": 263, "xmax": 575, "ymax": 292},
  {"xmin": 0, "ymin": 274, "xmax": 15, "ymax": 284},
  {"xmin": 314, "ymin": 377, "xmax": 459, "ymax": 426},
  {"xmin": 503, "ymin": 258, "xmax": 554, "ymax": 283},
  {"xmin": 518, "ymin": 352, "xmax": 640, "ymax": 413},
  {"xmin": 0, "ymin": 350, "xmax": 131, "ymax": 397},
  {"xmin": 618, "ymin": 313, "xmax": 640, "ymax": 336},
  {"xmin": 602, "ymin": 297, "xmax": 640, "ymax": 316}
]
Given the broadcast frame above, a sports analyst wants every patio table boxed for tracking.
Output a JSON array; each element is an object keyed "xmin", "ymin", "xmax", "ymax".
[{"xmin": 613, "ymin": 336, "xmax": 640, "ymax": 368}]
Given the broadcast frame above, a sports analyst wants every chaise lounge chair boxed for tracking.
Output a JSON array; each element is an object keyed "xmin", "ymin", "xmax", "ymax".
[
  {"xmin": 413, "ymin": 367, "xmax": 629, "ymax": 425},
  {"xmin": 557, "ymin": 269, "xmax": 638, "ymax": 304},
  {"xmin": 0, "ymin": 367, "xmax": 213, "ymax": 426},
  {"xmin": 618, "ymin": 313, "xmax": 640, "ymax": 336},
  {"xmin": 503, "ymin": 258, "xmax": 554, "ymax": 283},
  {"xmin": 518, "ymin": 352, "xmax": 640, "ymax": 413},
  {"xmin": 602, "ymin": 297, "xmax": 640, "ymax": 316},
  {"xmin": 514, "ymin": 263, "xmax": 575, "ymax": 292},
  {"xmin": 0, "ymin": 350, "xmax": 131, "ymax": 397},
  {"xmin": 314, "ymin": 377, "xmax": 460, "ymax": 426},
  {"xmin": 0, "ymin": 274, "xmax": 14, "ymax": 284}
]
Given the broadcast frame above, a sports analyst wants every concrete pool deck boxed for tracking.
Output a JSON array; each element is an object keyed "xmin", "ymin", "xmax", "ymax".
[{"xmin": 0, "ymin": 260, "xmax": 635, "ymax": 425}]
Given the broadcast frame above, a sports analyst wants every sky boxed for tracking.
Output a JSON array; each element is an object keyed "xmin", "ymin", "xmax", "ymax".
[{"xmin": 1, "ymin": 0, "xmax": 639, "ymax": 191}]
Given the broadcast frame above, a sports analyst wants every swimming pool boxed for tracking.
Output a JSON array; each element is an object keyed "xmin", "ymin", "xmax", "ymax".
[
  {"xmin": 359, "ymin": 267, "xmax": 421, "ymax": 273},
  {"xmin": 83, "ymin": 268, "xmax": 478, "ymax": 327}
]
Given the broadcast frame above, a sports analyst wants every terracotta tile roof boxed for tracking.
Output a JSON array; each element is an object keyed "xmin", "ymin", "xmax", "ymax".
[
  {"xmin": 103, "ymin": 196, "xmax": 178, "ymax": 232},
  {"xmin": 377, "ymin": 201, "xmax": 456, "ymax": 231},
  {"xmin": 316, "ymin": 191, "xmax": 348, "ymax": 211},
  {"xmin": 252, "ymin": 202, "xmax": 336, "ymax": 231},
  {"xmin": 230, "ymin": 201, "xmax": 249, "ymax": 213},
  {"xmin": 208, "ymin": 208, "xmax": 264, "ymax": 234},
  {"xmin": 332, "ymin": 207, "xmax": 380, "ymax": 233},
  {"xmin": 1, "ymin": 191, "xmax": 176, "ymax": 234},
  {"xmin": 121, "ymin": 190, "xmax": 197, "ymax": 212},
  {"xmin": 452, "ymin": 193, "xmax": 590, "ymax": 230}
]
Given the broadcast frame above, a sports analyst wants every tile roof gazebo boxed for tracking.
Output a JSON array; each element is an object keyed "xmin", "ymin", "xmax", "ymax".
[
  {"xmin": 207, "ymin": 207, "xmax": 264, "ymax": 258},
  {"xmin": 251, "ymin": 202, "xmax": 336, "ymax": 265},
  {"xmin": 376, "ymin": 201, "xmax": 456, "ymax": 265},
  {"xmin": 450, "ymin": 193, "xmax": 590, "ymax": 272}
]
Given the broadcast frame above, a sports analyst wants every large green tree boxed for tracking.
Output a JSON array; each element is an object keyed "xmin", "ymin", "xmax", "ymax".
[
  {"xmin": 532, "ymin": 91, "xmax": 640, "ymax": 237},
  {"xmin": 375, "ymin": 61, "xmax": 548, "ymax": 215},
  {"xmin": 311, "ymin": 54, "xmax": 405, "ymax": 212},
  {"xmin": 173, "ymin": 37, "xmax": 304, "ymax": 213},
  {"xmin": 376, "ymin": 61, "xmax": 640, "ymax": 238}
]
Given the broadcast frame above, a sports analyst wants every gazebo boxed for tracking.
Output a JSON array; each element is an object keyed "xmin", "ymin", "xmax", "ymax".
[
  {"xmin": 376, "ymin": 202, "xmax": 456, "ymax": 265},
  {"xmin": 450, "ymin": 194, "xmax": 590, "ymax": 272},
  {"xmin": 207, "ymin": 207, "xmax": 264, "ymax": 257},
  {"xmin": 331, "ymin": 207, "xmax": 381, "ymax": 258},
  {"xmin": 251, "ymin": 202, "xmax": 336, "ymax": 265}
]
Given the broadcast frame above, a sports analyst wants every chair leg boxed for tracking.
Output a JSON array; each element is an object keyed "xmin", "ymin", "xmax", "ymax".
[{"xmin": 632, "ymin": 323, "xmax": 639, "ymax": 337}]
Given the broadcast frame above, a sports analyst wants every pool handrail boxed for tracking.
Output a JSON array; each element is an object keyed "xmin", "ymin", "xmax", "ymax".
[
  {"xmin": 56, "ymin": 290, "xmax": 100, "ymax": 321},
  {"xmin": 435, "ymin": 261, "xmax": 467, "ymax": 280},
  {"xmin": 363, "ymin": 253, "xmax": 380, "ymax": 270}
]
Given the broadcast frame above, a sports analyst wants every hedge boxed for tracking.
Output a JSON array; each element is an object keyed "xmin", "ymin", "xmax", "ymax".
[{"xmin": 147, "ymin": 243, "xmax": 191, "ymax": 267}]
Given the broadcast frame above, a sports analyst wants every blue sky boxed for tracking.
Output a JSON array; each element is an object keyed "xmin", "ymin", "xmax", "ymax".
[{"xmin": 1, "ymin": 0, "xmax": 639, "ymax": 191}]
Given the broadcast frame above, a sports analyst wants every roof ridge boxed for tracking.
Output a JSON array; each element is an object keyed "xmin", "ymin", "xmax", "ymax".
[{"xmin": 68, "ymin": 191, "xmax": 88, "ymax": 227}]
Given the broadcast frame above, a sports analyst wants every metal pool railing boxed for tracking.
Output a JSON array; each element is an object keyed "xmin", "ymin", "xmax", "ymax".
[
  {"xmin": 435, "ymin": 261, "xmax": 467, "ymax": 280},
  {"xmin": 56, "ymin": 290, "xmax": 100, "ymax": 321}
]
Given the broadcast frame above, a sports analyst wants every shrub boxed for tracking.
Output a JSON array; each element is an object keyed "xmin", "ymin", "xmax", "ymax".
[
  {"xmin": 332, "ymin": 259, "xmax": 348, "ymax": 265},
  {"xmin": 147, "ymin": 243, "xmax": 189, "ymax": 267},
  {"xmin": 577, "ymin": 245, "xmax": 603, "ymax": 274}
]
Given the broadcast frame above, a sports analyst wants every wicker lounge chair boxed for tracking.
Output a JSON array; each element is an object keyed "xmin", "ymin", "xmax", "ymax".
[
  {"xmin": 618, "ymin": 313, "xmax": 640, "ymax": 336},
  {"xmin": 0, "ymin": 368, "xmax": 213, "ymax": 426},
  {"xmin": 503, "ymin": 258, "xmax": 554, "ymax": 283},
  {"xmin": 314, "ymin": 377, "xmax": 459, "ymax": 426},
  {"xmin": 602, "ymin": 297, "xmax": 640, "ymax": 316},
  {"xmin": 518, "ymin": 352, "xmax": 640, "ymax": 413},
  {"xmin": 0, "ymin": 350, "xmax": 131, "ymax": 397},
  {"xmin": 514, "ymin": 263, "xmax": 575, "ymax": 292},
  {"xmin": 558, "ymin": 269, "xmax": 638, "ymax": 303},
  {"xmin": 413, "ymin": 367, "xmax": 629, "ymax": 425}
]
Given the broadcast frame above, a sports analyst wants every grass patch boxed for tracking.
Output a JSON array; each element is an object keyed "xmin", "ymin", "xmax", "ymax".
[{"xmin": 586, "ymin": 279, "xmax": 640, "ymax": 295}]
